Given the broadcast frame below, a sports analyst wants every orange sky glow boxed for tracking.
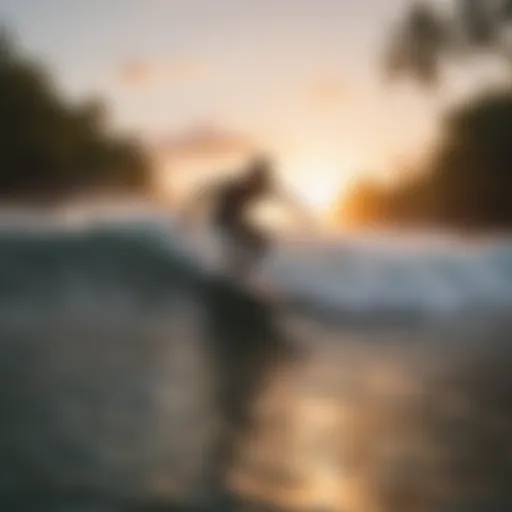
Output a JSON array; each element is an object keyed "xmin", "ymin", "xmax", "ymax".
[{"xmin": 3, "ymin": 0, "xmax": 509, "ymax": 219}]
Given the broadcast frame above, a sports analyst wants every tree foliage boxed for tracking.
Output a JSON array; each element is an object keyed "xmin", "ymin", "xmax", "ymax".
[
  {"xmin": 0, "ymin": 30, "xmax": 152, "ymax": 203},
  {"xmin": 386, "ymin": 0, "xmax": 512, "ymax": 86},
  {"xmin": 344, "ymin": 89, "xmax": 512, "ymax": 230},
  {"xmin": 342, "ymin": 1, "xmax": 512, "ymax": 230}
]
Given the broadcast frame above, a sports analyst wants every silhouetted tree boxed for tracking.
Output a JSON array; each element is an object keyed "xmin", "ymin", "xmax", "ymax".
[
  {"xmin": 386, "ymin": 0, "xmax": 512, "ymax": 86},
  {"xmin": 0, "ymin": 29, "xmax": 152, "ymax": 203},
  {"xmin": 343, "ymin": 89, "xmax": 512, "ymax": 230},
  {"xmin": 386, "ymin": 1, "xmax": 449, "ymax": 86},
  {"xmin": 338, "ymin": 1, "xmax": 512, "ymax": 230},
  {"xmin": 425, "ymin": 89, "xmax": 512, "ymax": 228}
]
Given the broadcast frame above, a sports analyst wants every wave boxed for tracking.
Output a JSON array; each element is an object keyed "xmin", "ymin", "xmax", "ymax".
[
  {"xmin": 3, "ymin": 212, "xmax": 512, "ymax": 323},
  {"xmin": 174, "ymin": 218, "xmax": 512, "ymax": 319},
  {"xmin": 0, "ymin": 213, "xmax": 511, "ymax": 511},
  {"xmin": 0, "ymin": 216, "xmax": 296, "ymax": 508}
]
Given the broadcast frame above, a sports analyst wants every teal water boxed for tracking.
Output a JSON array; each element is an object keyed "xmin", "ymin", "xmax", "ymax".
[{"xmin": 0, "ymin": 214, "xmax": 511, "ymax": 511}]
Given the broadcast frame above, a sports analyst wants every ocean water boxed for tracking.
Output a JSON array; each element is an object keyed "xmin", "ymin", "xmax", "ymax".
[{"xmin": 0, "ymin": 210, "xmax": 511, "ymax": 512}]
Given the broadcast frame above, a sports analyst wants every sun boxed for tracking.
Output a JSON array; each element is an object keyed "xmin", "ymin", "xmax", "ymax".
[
  {"xmin": 285, "ymin": 155, "xmax": 351, "ymax": 214},
  {"xmin": 297, "ymin": 177, "xmax": 340, "ymax": 211}
]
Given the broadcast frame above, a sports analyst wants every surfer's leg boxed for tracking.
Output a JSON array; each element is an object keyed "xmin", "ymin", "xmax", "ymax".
[
  {"xmin": 237, "ymin": 223, "xmax": 270, "ymax": 272},
  {"xmin": 217, "ymin": 216, "xmax": 270, "ymax": 280},
  {"xmin": 216, "ymin": 221, "xmax": 250, "ymax": 279}
]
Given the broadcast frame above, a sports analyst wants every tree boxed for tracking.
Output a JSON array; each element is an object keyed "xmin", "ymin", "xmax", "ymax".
[
  {"xmin": 342, "ymin": 89, "xmax": 512, "ymax": 230},
  {"xmin": 0, "ymin": 29, "xmax": 152, "ymax": 203},
  {"xmin": 336, "ymin": 1, "xmax": 512, "ymax": 231},
  {"xmin": 425, "ymin": 89, "xmax": 512, "ymax": 228},
  {"xmin": 386, "ymin": 0, "xmax": 512, "ymax": 87}
]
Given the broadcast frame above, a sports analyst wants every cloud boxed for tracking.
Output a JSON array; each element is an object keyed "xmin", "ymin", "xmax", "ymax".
[
  {"xmin": 152, "ymin": 125, "xmax": 259, "ymax": 200},
  {"xmin": 307, "ymin": 78, "xmax": 350, "ymax": 110},
  {"xmin": 157, "ymin": 124, "xmax": 256, "ymax": 160},
  {"xmin": 118, "ymin": 60, "xmax": 153, "ymax": 86},
  {"xmin": 118, "ymin": 59, "xmax": 207, "ymax": 88}
]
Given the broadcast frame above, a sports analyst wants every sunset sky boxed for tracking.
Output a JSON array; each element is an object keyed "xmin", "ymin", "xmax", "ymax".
[{"xmin": 1, "ymin": 0, "xmax": 508, "ymax": 210}]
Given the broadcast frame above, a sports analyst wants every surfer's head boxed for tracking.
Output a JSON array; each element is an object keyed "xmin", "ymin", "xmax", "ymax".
[{"xmin": 246, "ymin": 154, "xmax": 274, "ymax": 190}]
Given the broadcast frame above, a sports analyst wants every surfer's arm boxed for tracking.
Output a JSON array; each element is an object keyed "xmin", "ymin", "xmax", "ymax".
[{"xmin": 178, "ymin": 183, "xmax": 218, "ymax": 226}]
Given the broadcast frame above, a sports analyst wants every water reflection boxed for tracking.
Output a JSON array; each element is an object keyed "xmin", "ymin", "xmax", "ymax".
[
  {"xmin": 230, "ymin": 319, "xmax": 512, "ymax": 512},
  {"xmin": 1, "ymin": 227, "xmax": 512, "ymax": 512}
]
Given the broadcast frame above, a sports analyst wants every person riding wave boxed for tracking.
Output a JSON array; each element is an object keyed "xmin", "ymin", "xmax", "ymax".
[{"xmin": 180, "ymin": 154, "xmax": 313, "ymax": 280}]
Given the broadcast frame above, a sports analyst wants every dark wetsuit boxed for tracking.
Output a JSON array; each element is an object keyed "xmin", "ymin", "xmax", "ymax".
[{"xmin": 212, "ymin": 177, "xmax": 270, "ymax": 261}]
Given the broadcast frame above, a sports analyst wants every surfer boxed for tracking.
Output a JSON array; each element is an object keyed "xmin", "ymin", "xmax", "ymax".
[{"xmin": 180, "ymin": 154, "xmax": 312, "ymax": 280}]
